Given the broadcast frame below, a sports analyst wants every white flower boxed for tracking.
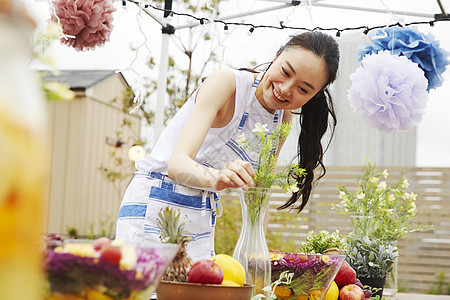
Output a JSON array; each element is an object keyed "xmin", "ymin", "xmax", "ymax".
[
  {"xmin": 389, "ymin": 194, "xmax": 395, "ymax": 201},
  {"xmin": 378, "ymin": 181, "xmax": 387, "ymax": 190},
  {"xmin": 287, "ymin": 184, "xmax": 299, "ymax": 194},
  {"xmin": 235, "ymin": 133, "xmax": 246, "ymax": 145},
  {"xmin": 357, "ymin": 193, "xmax": 365, "ymax": 200},
  {"xmin": 339, "ymin": 191, "xmax": 346, "ymax": 199},
  {"xmin": 44, "ymin": 81, "xmax": 76, "ymax": 101},
  {"xmin": 382, "ymin": 169, "xmax": 389, "ymax": 178},
  {"xmin": 370, "ymin": 177, "xmax": 379, "ymax": 183},
  {"xmin": 252, "ymin": 122, "xmax": 269, "ymax": 134},
  {"xmin": 401, "ymin": 179, "xmax": 410, "ymax": 189},
  {"xmin": 405, "ymin": 192, "xmax": 417, "ymax": 201},
  {"xmin": 45, "ymin": 21, "xmax": 63, "ymax": 39}
]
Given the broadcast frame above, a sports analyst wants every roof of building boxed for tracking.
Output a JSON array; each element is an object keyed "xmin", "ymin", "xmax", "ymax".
[{"xmin": 40, "ymin": 70, "xmax": 129, "ymax": 91}]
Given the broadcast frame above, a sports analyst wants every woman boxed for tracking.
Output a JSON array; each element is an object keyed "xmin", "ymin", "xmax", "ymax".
[{"xmin": 116, "ymin": 31, "xmax": 340, "ymax": 261}]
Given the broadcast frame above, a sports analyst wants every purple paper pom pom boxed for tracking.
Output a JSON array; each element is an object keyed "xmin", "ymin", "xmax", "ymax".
[
  {"xmin": 51, "ymin": 0, "xmax": 116, "ymax": 51},
  {"xmin": 358, "ymin": 26, "xmax": 450, "ymax": 91},
  {"xmin": 348, "ymin": 51, "xmax": 429, "ymax": 133}
]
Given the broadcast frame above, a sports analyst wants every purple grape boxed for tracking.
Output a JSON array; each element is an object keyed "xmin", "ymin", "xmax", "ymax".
[
  {"xmin": 363, "ymin": 289, "xmax": 372, "ymax": 298},
  {"xmin": 354, "ymin": 280, "xmax": 364, "ymax": 289}
]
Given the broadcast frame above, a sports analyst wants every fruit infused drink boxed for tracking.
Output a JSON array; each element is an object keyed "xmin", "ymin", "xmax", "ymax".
[
  {"xmin": 270, "ymin": 251, "xmax": 345, "ymax": 300},
  {"xmin": 43, "ymin": 236, "xmax": 178, "ymax": 300},
  {"xmin": 0, "ymin": 2, "xmax": 48, "ymax": 298}
]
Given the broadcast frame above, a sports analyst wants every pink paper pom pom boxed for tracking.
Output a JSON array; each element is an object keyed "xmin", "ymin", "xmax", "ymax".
[{"xmin": 51, "ymin": 0, "xmax": 116, "ymax": 51}]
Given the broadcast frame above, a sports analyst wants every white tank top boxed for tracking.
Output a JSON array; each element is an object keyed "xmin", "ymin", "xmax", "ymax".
[{"xmin": 135, "ymin": 69, "xmax": 283, "ymax": 174}]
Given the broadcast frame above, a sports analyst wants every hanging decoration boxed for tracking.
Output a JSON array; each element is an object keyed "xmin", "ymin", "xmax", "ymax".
[
  {"xmin": 347, "ymin": 51, "xmax": 429, "ymax": 133},
  {"xmin": 357, "ymin": 26, "xmax": 450, "ymax": 91},
  {"xmin": 51, "ymin": 0, "xmax": 116, "ymax": 51}
]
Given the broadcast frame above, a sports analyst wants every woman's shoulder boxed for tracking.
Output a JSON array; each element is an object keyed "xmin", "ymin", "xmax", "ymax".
[
  {"xmin": 204, "ymin": 68, "xmax": 235, "ymax": 84},
  {"xmin": 205, "ymin": 68, "xmax": 255, "ymax": 84}
]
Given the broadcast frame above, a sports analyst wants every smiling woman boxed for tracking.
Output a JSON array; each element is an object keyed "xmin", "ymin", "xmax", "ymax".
[
  {"xmin": 257, "ymin": 46, "xmax": 329, "ymax": 111},
  {"xmin": 116, "ymin": 31, "xmax": 340, "ymax": 263}
]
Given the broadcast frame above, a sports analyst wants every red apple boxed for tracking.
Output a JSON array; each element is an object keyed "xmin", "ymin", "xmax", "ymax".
[
  {"xmin": 339, "ymin": 284, "xmax": 365, "ymax": 300},
  {"xmin": 100, "ymin": 245, "xmax": 122, "ymax": 265},
  {"xmin": 188, "ymin": 259, "xmax": 224, "ymax": 284},
  {"xmin": 334, "ymin": 261, "xmax": 356, "ymax": 288}
]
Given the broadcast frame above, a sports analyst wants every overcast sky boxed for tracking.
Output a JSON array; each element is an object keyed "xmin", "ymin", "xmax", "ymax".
[{"xmin": 24, "ymin": 0, "xmax": 450, "ymax": 167}]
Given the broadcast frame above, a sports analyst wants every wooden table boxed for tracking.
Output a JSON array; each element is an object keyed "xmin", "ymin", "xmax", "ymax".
[{"xmin": 390, "ymin": 293, "xmax": 450, "ymax": 299}]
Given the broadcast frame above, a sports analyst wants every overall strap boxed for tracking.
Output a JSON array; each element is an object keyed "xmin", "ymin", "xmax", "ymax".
[{"xmin": 237, "ymin": 72, "xmax": 265, "ymax": 131}]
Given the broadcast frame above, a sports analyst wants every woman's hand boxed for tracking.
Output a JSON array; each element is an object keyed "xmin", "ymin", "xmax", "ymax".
[{"xmin": 211, "ymin": 159, "xmax": 256, "ymax": 191}]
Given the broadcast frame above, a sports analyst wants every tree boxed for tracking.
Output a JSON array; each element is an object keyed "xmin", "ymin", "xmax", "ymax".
[{"xmin": 99, "ymin": 0, "xmax": 227, "ymax": 186}]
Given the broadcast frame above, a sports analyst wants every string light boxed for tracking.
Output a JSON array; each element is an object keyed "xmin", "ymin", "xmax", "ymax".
[
  {"xmin": 223, "ymin": 24, "xmax": 229, "ymax": 34},
  {"xmin": 123, "ymin": 0, "xmax": 449, "ymax": 35},
  {"xmin": 247, "ymin": 26, "xmax": 255, "ymax": 36}
]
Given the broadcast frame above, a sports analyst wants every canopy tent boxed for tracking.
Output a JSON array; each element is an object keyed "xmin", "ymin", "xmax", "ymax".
[{"xmin": 127, "ymin": 0, "xmax": 448, "ymax": 145}]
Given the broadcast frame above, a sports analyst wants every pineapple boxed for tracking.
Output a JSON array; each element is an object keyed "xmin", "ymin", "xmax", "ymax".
[{"xmin": 157, "ymin": 207, "xmax": 193, "ymax": 282}]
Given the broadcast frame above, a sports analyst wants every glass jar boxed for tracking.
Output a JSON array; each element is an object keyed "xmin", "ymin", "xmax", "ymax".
[
  {"xmin": 349, "ymin": 212, "xmax": 373, "ymax": 236},
  {"xmin": 383, "ymin": 240, "xmax": 398, "ymax": 297}
]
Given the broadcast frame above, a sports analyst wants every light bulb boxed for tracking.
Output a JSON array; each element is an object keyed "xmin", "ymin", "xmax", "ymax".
[{"xmin": 128, "ymin": 145, "xmax": 146, "ymax": 162}]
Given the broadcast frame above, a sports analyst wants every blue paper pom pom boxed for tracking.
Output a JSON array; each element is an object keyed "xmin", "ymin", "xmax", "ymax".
[{"xmin": 358, "ymin": 26, "xmax": 450, "ymax": 91}]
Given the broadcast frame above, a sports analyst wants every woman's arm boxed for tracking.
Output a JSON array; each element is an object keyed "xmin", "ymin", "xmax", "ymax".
[{"xmin": 167, "ymin": 69, "xmax": 255, "ymax": 191}]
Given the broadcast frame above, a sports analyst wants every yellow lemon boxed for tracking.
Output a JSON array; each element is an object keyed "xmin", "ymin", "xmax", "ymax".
[
  {"xmin": 211, "ymin": 254, "xmax": 246, "ymax": 286},
  {"xmin": 323, "ymin": 281, "xmax": 339, "ymax": 300},
  {"xmin": 86, "ymin": 289, "xmax": 114, "ymax": 300},
  {"xmin": 221, "ymin": 280, "xmax": 240, "ymax": 287}
]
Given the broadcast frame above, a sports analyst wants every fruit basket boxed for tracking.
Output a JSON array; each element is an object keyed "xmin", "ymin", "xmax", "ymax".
[
  {"xmin": 270, "ymin": 251, "xmax": 345, "ymax": 300},
  {"xmin": 156, "ymin": 281, "xmax": 253, "ymax": 300},
  {"xmin": 42, "ymin": 235, "xmax": 178, "ymax": 300}
]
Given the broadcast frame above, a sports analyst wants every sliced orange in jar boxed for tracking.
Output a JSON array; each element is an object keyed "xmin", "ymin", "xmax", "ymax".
[{"xmin": 274, "ymin": 285, "xmax": 292, "ymax": 298}]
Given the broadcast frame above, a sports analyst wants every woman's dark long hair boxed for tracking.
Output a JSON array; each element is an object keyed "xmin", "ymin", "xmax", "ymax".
[{"xmin": 277, "ymin": 31, "xmax": 340, "ymax": 213}]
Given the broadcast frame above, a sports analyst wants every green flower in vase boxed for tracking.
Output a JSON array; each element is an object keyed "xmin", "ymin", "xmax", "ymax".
[{"xmin": 238, "ymin": 122, "xmax": 306, "ymax": 224}]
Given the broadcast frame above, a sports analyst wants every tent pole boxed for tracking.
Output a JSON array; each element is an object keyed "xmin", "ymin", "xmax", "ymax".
[
  {"xmin": 153, "ymin": 0, "xmax": 173, "ymax": 146},
  {"xmin": 436, "ymin": 0, "xmax": 447, "ymax": 16}
]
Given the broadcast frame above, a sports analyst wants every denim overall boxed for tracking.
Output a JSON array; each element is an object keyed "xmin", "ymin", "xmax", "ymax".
[{"xmin": 116, "ymin": 72, "xmax": 282, "ymax": 263}]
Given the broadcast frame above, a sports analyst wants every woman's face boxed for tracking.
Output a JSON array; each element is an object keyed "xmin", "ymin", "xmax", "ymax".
[{"xmin": 256, "ymin": 46, "xmax": 329, "ymax": 112}]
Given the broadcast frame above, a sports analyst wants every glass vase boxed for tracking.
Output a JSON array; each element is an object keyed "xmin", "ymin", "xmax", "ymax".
[
  {"xmin": 233, "ymin": 187, "xmax": 271, "ymax": 298},
  {"xmin": 383, "ymin": 241, "xmax": 398, "ymax": 297},
  {"xmin": 349, "ymin": 213, "xmax": 373, "ymax": 236}
]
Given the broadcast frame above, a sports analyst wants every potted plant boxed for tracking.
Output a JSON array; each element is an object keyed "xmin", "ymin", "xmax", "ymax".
[
  {"xmin": 345, "ymin": 233, "xmax": 398, "ymax": 298},
  {"xmin": 334, "ymin": 160, "xmax": 432, "ymax": 296}
]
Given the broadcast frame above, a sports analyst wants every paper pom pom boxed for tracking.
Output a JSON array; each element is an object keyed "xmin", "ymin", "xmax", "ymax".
[
  {"xmin": 51, "ymin": 0, "xmax": 116, "ymax": 51},
  {"xmin": 348, "ymin": 51, "xmax": 429, "ymax": 133},
  {"xmin": 358, "ymin": 26, "xmax": 450, "ymax": 91}
]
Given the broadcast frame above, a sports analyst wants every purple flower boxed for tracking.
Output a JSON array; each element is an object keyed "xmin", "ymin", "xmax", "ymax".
[
  {"xmin": 358, "ymin": 26, "xmax": 450, "ymax": 91},
  {"xmin": 348, "ymin": 51, "xmax": 429, "ymax": 133}
]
